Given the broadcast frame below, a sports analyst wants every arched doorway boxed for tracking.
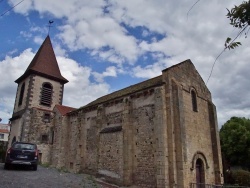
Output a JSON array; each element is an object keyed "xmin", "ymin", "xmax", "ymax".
[{"xmin": 196, "ymin": 158, "xmax": 205, "ymax": 188}]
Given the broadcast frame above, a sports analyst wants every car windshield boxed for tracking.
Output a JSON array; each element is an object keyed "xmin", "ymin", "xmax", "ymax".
[{"xmin": 13, "ymin": 143, "xmax": 36, "ymax": 150}]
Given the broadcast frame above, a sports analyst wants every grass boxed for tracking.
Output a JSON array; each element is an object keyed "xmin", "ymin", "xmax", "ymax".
[
  {"xmin": 40, "ymin": 163, "xmax": 50, "ymax": 168},
  {"xmin": 57, "ymin": 167, "xmax": 70, "ymax": 173},
  {"xmin": 82, "ymin": 175, "xmax": 99, "ymax": 188}
]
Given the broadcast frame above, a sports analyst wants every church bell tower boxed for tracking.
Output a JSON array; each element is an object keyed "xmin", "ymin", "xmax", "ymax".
[{"xmin": 9, "ymin": 35, "xmax": 68, "ymax": 148}]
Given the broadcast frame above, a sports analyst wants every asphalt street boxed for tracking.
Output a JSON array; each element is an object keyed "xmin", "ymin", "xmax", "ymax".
[{"xmin": 0, "ymin": 163, "xmax": 99, "ymax": 188}]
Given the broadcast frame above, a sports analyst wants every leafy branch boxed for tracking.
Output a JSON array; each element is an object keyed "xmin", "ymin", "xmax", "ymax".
[
  {"xmin": 224, "ymin": 1, "xmax": 250, "ymax": 50},
  {"xmin": 187, "ymin": 1, "xmax": 250, "ymax": 83},
  {"xmin": 227, "ymin": 1, "xmax": 250, "ymax": 30},
  {"xmin": 206, "ymin": 25, "xmax": 247, "ymax": 84}
]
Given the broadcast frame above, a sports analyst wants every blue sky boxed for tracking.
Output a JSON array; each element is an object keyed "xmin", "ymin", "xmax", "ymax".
[{"xmin": 0, "ymin": 0, "xmax": 250, "ymax": 127}]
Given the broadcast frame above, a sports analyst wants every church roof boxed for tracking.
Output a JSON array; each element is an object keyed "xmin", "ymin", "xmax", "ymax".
[
  {"xmin": 80, "ymin": 75, "xmax": 163, "ymax": 109},
  {"xmin": 55, "ymin": 105, "xmax": 76, "ymax": 116},
  {"xmin": 15, "ymin": 35, "xmax": 68, "ymax": 84},
  {"xmin": 79, "ymin": 59, "xmax": 205, "ymax": 110},
  {"xmin": 67, "ymin": 59, "xmax": 209, "ymax": 114}
]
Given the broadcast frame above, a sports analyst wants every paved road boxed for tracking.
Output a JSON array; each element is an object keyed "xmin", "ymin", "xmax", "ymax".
[{"xmin": 0, "ymin": 163, "xmax": 118, "ymax": 188}]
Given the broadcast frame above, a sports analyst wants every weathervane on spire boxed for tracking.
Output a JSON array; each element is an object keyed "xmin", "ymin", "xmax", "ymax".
[{"xmin": 47, "ymin": 20, "xmax": 54, "ymax": 35}]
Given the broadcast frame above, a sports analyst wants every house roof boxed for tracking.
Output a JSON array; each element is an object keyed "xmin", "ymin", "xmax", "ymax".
[
  {"xmin": 0, "ymin": 129, "xmax": 9, "ymax": 133},
  {"xmin": 15, "ymin": 35, "xmax": 68, "ymax": 84},
  {"xmin": 55, "ymin": 105, "xmax": 76, "ymax": 116}
]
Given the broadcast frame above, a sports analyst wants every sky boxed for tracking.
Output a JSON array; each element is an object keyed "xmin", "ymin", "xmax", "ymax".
[{"xmin": 0, "ymin": 0, "xmax": 249, "ymax": 128}]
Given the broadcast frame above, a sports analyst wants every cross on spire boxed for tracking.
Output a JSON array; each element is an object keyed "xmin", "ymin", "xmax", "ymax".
[{"xmin": 47, "ymin": 20, "xmax": 54, "ymax": 35}]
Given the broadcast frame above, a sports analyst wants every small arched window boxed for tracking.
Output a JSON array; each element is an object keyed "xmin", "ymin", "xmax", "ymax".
[
  {"xmin": 40, "ymin": 83, "xmax": 53, "ymax": 106},
  {"xmin": 18, "ymin": 83, "xmax": 25, "ymax": 106},
  {"xmin": 191, "ymin": 90, "xmax": 198, "ymax": 112}
]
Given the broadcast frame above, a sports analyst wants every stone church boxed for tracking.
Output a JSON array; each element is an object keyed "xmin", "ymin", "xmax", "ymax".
[{"xmin": 8, "ymin": 35, "xmax": 223, "ymax": 187}]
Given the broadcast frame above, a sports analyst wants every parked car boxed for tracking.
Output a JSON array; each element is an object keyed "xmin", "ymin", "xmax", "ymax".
[{"xmin": 4, "ymin": 142, "xmax": 39, "ymax": 171}]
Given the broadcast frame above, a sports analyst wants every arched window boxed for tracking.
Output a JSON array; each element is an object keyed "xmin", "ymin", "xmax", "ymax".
[
  {"xmin": 40, "ymin": 83, "xmax": 53, "ymax": 106},
  {"xmin": 191, "ymin": 90, "xmax": 198, "ymax": 112},
  {"xmin": 18, "ymin": 83, "xmax": 25, "ymax": 106}
]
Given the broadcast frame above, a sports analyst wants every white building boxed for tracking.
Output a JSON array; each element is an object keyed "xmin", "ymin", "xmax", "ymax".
[{"xmin": 0, "ymin": 123, "xmax": 10, "ymax": 142}]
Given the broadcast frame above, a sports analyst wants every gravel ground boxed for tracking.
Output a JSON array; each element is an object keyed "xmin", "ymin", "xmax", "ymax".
[{"xmin": 0, "ymin": 163, "xmax": 120, "ymax": 188}]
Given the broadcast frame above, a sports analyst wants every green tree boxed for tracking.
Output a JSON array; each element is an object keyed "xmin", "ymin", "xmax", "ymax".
[
  {"xmin": 224, "ymin": 1, "xmax": 250, "ymax": 49},
  {"xmin": 220, "ymin": 117, "xmax": 250, "ymax": 170}
]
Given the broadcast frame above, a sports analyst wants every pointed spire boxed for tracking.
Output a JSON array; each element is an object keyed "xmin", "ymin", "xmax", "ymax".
[{"xmin": 15, "ymin": 35, "xmax": 68, "ymax": 84}]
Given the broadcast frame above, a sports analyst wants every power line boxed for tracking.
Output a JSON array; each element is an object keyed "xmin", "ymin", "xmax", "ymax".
[
  {"xmin": 0, "ymin": 0, "xmax": 24, "ymax": 17},
  {"xmin": 187, "ymin": 0, "xmax": 201, "ymax": 19},
  {"xmin": 206, "ymin": 25, "xmax": 248, "ymax": 84}
]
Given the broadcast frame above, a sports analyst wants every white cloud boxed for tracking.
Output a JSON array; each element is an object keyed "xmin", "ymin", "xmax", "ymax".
[
  {"xmin": 51, "ymin": 56, "xmax": 111, "ymax": 108},
  {"xmin": 53, "ymin": 43, "xmax": 67, "ymax": 57},
  {"xmin": 0, "ymin": 49, "xmax": 33, "ymax": 123},
  {"xmin": 93, "ymin": 66, "xmax": 117, "ymax": 82},
  {"xmin": 5, "ymin": 0, "xmax": 250, "ymax": 128},
  {"xmin": 33, "ymin": 36, "xmax": 44, "ymax": 44},
  {"xmin": 0, "ymin": 48, "xmax": 111, "ymax": 123},
  {"xmin": 132, "ymin": 60, "xmax": 168, "ymax": 78},
  {"xmin": 58, "ymin": 17, "xmax": 139, "ymax": 63},
  {"xmin": 9, "ymin": 0, "xmax": 140, "ymax": 63}
]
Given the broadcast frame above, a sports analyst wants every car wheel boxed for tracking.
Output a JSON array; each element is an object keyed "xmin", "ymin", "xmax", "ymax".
[
  {"xmin": 32, "ymin": 165, "xmax": 37, "ymax": 171},
  {"xmin": 4, "ymin": 163, "xmax": 9, "ymax": 170}
]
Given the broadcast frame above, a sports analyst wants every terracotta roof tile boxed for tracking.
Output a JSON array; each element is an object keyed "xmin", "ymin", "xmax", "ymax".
[
  {"xmin": 55, "ymin": 105, "xmax": 76, "ymax": 115},
  {"xmin": 15, "ymin": 35, "xmax": 68, "ymax": 84},
  {"xmin": 0, "ymin": 129, "xmax": 9, "ymax": 133}
]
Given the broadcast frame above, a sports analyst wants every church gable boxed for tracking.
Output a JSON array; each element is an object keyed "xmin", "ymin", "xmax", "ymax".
[{"xmin": 163, "ymin": 59, "xmax": 211, "ymax": 100}]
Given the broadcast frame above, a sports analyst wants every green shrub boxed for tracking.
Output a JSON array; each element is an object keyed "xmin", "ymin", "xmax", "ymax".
[
  {"xmin": 0, "ymin": 142, "xmax": 7, "ymax": 162},
  {"xmin": 0, "ymin": 150, "xmax": 6, "ymax": 162},
  {"xmin": 231, "ymin": 169, "xmax": 250, "ymax": 186},
  {"xmin": 40, "ymin": 163, "xmax": 50, "ymax": 168}
]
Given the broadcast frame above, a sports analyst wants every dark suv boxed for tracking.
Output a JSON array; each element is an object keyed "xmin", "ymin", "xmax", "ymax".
[{"xmin": 4, "ymin": 142, "xmax": 39, "ymax": 171}]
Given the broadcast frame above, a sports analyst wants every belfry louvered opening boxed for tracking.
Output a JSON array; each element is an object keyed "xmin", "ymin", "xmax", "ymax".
[
  {"xmin": 40, "ymin": 83, "xmax": 53, "ymax": 106},
  {"xmin": 18, "ymin": 83, "xmax": 25, "ymax": 106}
]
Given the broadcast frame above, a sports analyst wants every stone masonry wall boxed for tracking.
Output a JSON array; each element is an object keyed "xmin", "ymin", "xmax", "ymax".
[
  {"xmin": 28, "ymin": 108, "xmax": 54, "ymax": 164},
  {"xmin": 162, "ymin": 61, "xmax": 223, "ymax": 187},
  {"xmin": 56, "ymin": 114, "xmax": 69, "ymax": 170},
  {"xmin": 98, "ymin": 131, "xmax": 123, "ymax": 181},
  {"xmin": 85, "ymin": 116, "xmax": 99, "ymax": 174},
  {"xmin": 48, "ymin": 60, "xmax": 222, "ymax": 187},
  {"xmin": 50, "ymin": 110, "xmax": 62, "ymax": 168},
  {"xmin": 132, "ymin": 105, "xmax": 157, "ymax": 187},
  {"xmin": 64, "ymin": 114, "xmax": 80, "ymax": 173},
  {"xmin": 183, "ymin": 90, "xmax": 215, "ymax": 185}
]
